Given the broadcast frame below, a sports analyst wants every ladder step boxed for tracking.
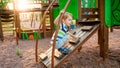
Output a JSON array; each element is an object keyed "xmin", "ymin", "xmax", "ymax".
[
  {"xmin": 38, "ymin": 24, "xmax": 99, "ymax": 68},
  {"xmin": 2, "ymin": 28, "xmax": 14, "ymax": 31},
  {"xmin": 0, "ymin": 10, "xmax": 14, "ymax": 15},
  {"xmin": 2, "ymin": 26, "xmax": 14, "ymax": 28},
  {"xmin": 2, "ymin": 24, "xmax": 13, "ymax": 27},
  {"xmin": 1, "ymin": 15, "xmax": 14, "ymax": 19},
  {"xmin": 2, "ymin": 22, "xmax": 14, "ymax": 24},
  {"xmin": 1, "ymin": 19, "xmax": 14, "ymax": 22}
]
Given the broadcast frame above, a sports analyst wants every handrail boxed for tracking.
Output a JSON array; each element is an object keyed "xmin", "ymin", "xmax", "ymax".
[
  {"xmin": 51, "ymin": 0, "xmax": 71, "ymax": 68},
  {"xmin": 35, "ymin": 0, "xmax": 57, "ymax": 62}
]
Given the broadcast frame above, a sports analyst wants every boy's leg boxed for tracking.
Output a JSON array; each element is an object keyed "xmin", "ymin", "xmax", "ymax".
[{"xmin": 56, "ymin": 35, "xmax": 69, "ymax": 49}]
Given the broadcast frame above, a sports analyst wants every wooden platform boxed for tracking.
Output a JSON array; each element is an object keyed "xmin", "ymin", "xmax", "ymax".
[{"xmin": 39, "ymin": 24, "xmax": 99, "ymax": 68}]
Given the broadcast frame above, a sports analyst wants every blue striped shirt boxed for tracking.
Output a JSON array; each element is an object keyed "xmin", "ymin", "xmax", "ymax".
[
  {"xmin": 51, "ymin": 23, "xmax": 69, "ymax": 48},
  {"xmin": 51, "ymin": 23, "xmax": 68, "ymax": 41}
]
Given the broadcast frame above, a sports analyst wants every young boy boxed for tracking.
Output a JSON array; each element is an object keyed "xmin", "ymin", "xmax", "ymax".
[{"xmin": 51, "ymin": 11, "xmax": 77, "ymax": 54}]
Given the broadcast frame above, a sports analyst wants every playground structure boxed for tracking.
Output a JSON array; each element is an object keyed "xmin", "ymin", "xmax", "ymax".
[
  {"xmin": 0, "ymin": 0, "xmax": 109, "ymax": 68},
  {"xmin": 109, "ymin": 0, "xmax": 120, "ymax": 32},
  {"xmin": 2, "ymin": 0, "xmax": 120, "ymax": 68},
  {"xmin": 13, "ymin": 0, "xmax": 57, "ymax": 44},
  {"xmin": 0, "ymin": 9, "xmax": 14, "ymax": 41},
  {"xmin": 35, "ymin": 0, "xmax": 109, "ymax": 68},
  {"xmin": 0, "ymin": 0, "xmax": 58, "ymax": 42}
]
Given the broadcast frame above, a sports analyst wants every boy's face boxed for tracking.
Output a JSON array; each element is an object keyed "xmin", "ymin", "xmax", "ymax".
[{"xmin": 65, "ymin": 15, "xmax": 72, "ymax": 26}]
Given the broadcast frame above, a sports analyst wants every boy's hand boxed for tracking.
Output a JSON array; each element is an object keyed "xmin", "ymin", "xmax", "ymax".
[{"xmin": 60, "ymin": 10, "xmax": 65, "ymax": 14}]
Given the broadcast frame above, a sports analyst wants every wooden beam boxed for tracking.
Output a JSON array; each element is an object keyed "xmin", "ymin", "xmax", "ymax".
[
  {"xmin": 52, "ymin": 0, "xmax": 71, "ymax": 68},
  {"xmin": 78, "ymin": 0, "xmax": 81, "ymax": 22},
  {"xmin": 110, "ymin": 27, "xmax": 113, "ymax": 32},
  {"xmin": 0, "ymin": 16, "xmax": 4, "ymax": 41},
  {"xmin": 35, "ymin": 0, "xmax": 58, "ymax": 63},
  {"xmin": 98, "ymin": 0, "xmax": 109, "ymax": 60},
  {"xmin": 13, "ymin": 0, "xmax": 22, "ymax": 44},
  {"xmin": 49, "ymin": 6, "xmax": 54, "ymax": 36}
]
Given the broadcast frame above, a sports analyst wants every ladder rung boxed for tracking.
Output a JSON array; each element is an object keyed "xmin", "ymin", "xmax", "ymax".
[
  {"xmin": 1, "ymin": 19, "xmax": 14, "ymax": 22},
  {"xmin": 1, "ymin": 15, "xmax": 14, "ymax": 19}
]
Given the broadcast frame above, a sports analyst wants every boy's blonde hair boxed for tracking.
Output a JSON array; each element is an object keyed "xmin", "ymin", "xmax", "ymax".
[{"xmin": 54, "ymin": 12, "xmax": 72, "ymax": 26}]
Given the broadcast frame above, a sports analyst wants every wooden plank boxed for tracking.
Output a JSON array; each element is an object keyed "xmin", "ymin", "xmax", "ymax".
[
  {"xmin": 82, "ymin": 8, "xmax": 99, "ymax": 12},
  {"xmin": 1, "ymin": 15, "xmax": 14, "ymax": 19},
  {"xmin": 1, "ymin": 19, "xmax": 14, "ymax": 22},
  {"xmin": 82, "ymin": 15, "xmax": 99, "ymax": 18},
  {"xmin": 17, "ymin": 9, "xmax": 46, "ymax": 13},
  {"xmin": 2, "ymin": 24, "xmax": 14, "ymax": 28},
  {"xmin": 53, "ymin": 24, "xmax": 99, "ymax": 68},
  {"xmin": 0, "ymin": 10, "xmax": 14, "ymax": 15},
  {"xmin": 79, "ymin": 20, "xmax": 100, "ymax": 23},
  {"xmin": 39, "ymin": 24, "xmax": 99, "ymax": 68},
  {"xmin": 40, "ymin": 43, "xmax": 75, "ymax": 67},
  {"xmin": 75, "ymin": 30, "xmax": 83, "ymax": 37}
]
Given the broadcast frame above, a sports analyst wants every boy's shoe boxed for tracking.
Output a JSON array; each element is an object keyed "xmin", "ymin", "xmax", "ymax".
[{"xmin": 58, "ymin": 47, "xmax": 71, "ymax": 55}]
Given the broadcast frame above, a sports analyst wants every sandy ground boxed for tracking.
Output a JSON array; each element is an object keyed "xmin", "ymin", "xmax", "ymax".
[{"xmin": 0, "ymin": 29, "xmax": 120, "ymax": 68}]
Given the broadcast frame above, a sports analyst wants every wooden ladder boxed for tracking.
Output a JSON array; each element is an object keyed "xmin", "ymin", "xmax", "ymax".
[
  {"xmin": 0, "ymin": 10, "xmax": 14, "ymax": 41},
  {"xmin": 38, "ymin": 23, "xmax": 100, "ymax": 68},
  {"xmin": 0, "ymin": 10, "xmax": 14, "ymax": 36}
]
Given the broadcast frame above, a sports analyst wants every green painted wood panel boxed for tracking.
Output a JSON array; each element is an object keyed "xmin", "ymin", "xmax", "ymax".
[
  {"xmin": 105, "ymin": 0, "xmax": 111, "ymax": 27},
  {"xmin": 111, "ymin": 0, "xmax": 120, "ymax": 26},
  {"xmin": 59, "ymin": 0, "xmax": 78, "ymax": 20}
]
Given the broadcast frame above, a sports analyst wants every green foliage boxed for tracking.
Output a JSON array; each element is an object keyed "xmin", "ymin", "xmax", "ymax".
[
  {"xmin": 16, "ymin": 48, "xmax": 23, "ymax": 58},
  {"xmin": 0, "ymin": 3, "xmax": 8, "ymax": 10}
]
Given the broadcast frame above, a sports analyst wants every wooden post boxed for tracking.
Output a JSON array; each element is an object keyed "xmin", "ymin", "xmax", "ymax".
[
  {"xmin": 13, "ymin": 0, "xmax": 20, "ymax": 45},
  {"xmin": 98, "ymin": 0, "xmax": 101, "ymax": 45},
  {"xmin": 98, "ymin": 0, "xmax": 109, "ymax": 60},
  {"xmin": 78, "ymin": 0, "xmax": 81, "ymax": 22},
  {"xmin": 110, "ymin": 27, "xmax": 113, "ymax": 32},
  {"xmin": 49, "ymin": 6, "xmax": 54, "ymax": 36},
  {"xmin": 35, "ymin": 0, "xmax": 57, "ymax": 62},
  {"xmin": 0, "ymin": 16, "xmax": 4, "ymax": 41},
  {"xmin": 77, "ymin": 0, "xmax": 82, "ymax": 52},
  {"xmin": 16, "ymin": 12, "xmax": 21, "ymax": 38},
  {"xmin": 42, "ymin": 11, "xmax": 46, "ymax": 38},
  {"xmin": 51, "ymin": 0, "xmax": 71, "ymax": 68}
]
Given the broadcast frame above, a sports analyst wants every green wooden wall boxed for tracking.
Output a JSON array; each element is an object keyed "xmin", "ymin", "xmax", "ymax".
[
  {"xmin": 53, "ymin": 0, "xmax": 78, "ymax": 20},
  {"xmin": 105, "ymin": 0, "xmax": 120, "ymax": 27}
]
